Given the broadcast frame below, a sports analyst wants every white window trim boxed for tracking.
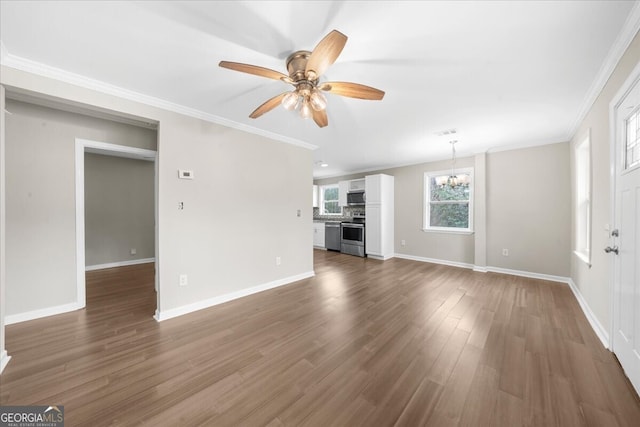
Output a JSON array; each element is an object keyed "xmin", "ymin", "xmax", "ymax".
[
  {"xmin": 423, "ymin": 167, "xmax": 474, "ymax": 233},
  {"xmin": 574, "ymin": 130, "xmax": 592, "ymax": 267},
  {"xmin": 319, "ymin": 184, "xmax": 342, "ymax": 216}
]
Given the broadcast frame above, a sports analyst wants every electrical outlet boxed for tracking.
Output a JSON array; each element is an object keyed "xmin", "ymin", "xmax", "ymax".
[
  {"xmin": 401, "ymin": 239, "xmax": 406, "ymax": 246},
  {"xmin": 130, "ymin": 248, "xmax": 137, "ymax": 255},
  {"xmin": 502, "ymin": 249, "xmax": 509, "ymax": 256},
  {"xmin": 179, "ymin": 274, "xmax": 188, "ymax": 286},
  {"xmin": 276, "ymin": 257, "xmax": 281, "ymax": 266}
]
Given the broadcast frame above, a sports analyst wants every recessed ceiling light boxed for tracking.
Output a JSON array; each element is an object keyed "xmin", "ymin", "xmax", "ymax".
[{"xmin": 315, "ymin": 160, "xmax": 329, "ymax": 168}]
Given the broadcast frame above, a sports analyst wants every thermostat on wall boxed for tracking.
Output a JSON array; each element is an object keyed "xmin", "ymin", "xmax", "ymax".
[{"xmin": 178, "ymin": 169, "xmax": 194, "ymax": 180}]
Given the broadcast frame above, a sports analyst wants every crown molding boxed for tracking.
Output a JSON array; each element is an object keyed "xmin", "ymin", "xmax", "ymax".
[
  {"xmin": 0, "ymin": 50, "xmax": 317, "ymax": 151},
  {"xmin": 566, "ymin": 1, "xmax": 640, "ymax": 141}
]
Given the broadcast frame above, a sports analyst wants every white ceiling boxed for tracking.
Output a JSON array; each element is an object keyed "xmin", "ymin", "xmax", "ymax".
[{"xmin": 1, "ymin": 1, "xmax": 638, "ymax": 178}]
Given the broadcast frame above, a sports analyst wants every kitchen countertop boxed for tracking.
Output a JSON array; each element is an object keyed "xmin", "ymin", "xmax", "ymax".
[{"xmin": 313, "ymin": 217, "xmax": 352, "ymax": 223}]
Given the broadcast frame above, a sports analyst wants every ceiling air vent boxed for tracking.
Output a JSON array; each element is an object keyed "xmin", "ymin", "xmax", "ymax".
[{"xmin": 435, "ymin": 129, "xmax": 458, "ymax": 137}]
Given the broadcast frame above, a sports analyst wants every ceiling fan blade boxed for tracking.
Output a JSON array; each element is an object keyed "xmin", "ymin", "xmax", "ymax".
[
  {"xmin": 249, "ymin": 92, "xmax": 288, "ymax": 119},
  {"xmin": 319, "ymin": 81, "xmax": 385, "ymax": 100},
  {"xmin": 312, "ymin": 109, "xmax": 328, "ymax": 128},
  {"xmin": 219, "ymin": 61, "xmax": 289, "ymax": 81},
  {"xmin": 305, "ymin": 30, "xmax": 348, "ymax": 80}
]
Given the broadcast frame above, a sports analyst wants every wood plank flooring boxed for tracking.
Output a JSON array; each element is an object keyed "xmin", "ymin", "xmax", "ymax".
[{"xmin": 1, "ymin": 250, "xmax": 639, "ymax": 426}]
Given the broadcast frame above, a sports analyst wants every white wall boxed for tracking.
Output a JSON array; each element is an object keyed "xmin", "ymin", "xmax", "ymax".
[
  {"xmin": 486, "ymin": 143, "xmax": 571, "ymax": 276},
  {"xmin": 155, "ymin": 112, "xmax": 313, "ymax": 315},
  {"xmin": 0, "ymin": 65, "xmax": 313, "ymax": 325},
  {"xmin": 5, "ymin": 100, "xmax": 157, "ymax": 317},
  {"xmin": 570, "ymin": 31, "xmax": 640, "ymax": 337},
  {"xmin": 84, "ymin": 153, "xmax": 155, "ymax": 266}
]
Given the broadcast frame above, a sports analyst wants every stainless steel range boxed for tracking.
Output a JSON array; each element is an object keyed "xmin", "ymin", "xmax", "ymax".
[{"xmin": 341, "ymin": 213, "xmax": 365, "ymax": 257}]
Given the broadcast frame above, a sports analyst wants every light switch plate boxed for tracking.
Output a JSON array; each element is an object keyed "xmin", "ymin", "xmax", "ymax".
[{"xmin": 178, "ymin": 169, "xmax": 194, "ymax": 180}]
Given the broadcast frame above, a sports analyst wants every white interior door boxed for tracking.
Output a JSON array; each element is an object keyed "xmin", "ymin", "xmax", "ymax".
[{"xmin": 612, "ymin": 72, "xmax": 640, "ymax": 395}]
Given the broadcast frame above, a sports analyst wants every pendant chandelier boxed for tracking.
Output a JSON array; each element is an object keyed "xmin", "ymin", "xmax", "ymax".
[
  {"xmin": 436, "ymin": 140, "xmax": 469, "ymax": 188},
  {"xmin": 446, "ymin": 140, "xmax": 459, "ymax": 187}
]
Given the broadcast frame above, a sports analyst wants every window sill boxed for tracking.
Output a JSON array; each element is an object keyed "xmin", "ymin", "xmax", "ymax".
[
  {"xmin": 574, "ymin": 250, "xmax": 592, "ymax": 268},
  {"xmin": 422, "ymin": 228, "xmax": 474, "ymax": 236}
]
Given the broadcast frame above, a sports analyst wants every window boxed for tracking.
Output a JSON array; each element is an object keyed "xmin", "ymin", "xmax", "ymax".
[
  {"xmin": 320, "ymin": 184, "xmax": 342, "ymax": 215},
  {"xmin": 626, "ymin": 107, "xmax": 640, "ymax": 169},
  {"xmin": 575, "ymin": 133, "xmax": 591, "ymax": 264},
  {"xmin": 423, "ymin": 168, "xmax": 473, "ymax": 232}
]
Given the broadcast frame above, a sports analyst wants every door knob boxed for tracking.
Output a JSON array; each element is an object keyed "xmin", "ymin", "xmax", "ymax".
[{"xmin": 604, "ymin": 246, "xmax": 619, "ymax": 255}]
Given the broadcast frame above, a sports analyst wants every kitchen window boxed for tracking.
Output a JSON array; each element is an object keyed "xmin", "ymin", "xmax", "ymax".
[
  {"xmin": 575, "ymin": 131, "xmax": 591, "ymax": 265},
  {"xmin": 320, "ymin": 184, "xmax": 342, "ymax": 215},
  {"xmin": 423, "ymin": 168, "xmax": 473, "ymax": 233}
]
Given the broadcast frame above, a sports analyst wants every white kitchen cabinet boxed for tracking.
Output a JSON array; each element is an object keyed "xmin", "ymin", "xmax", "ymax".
[
  {"xmin": 338, "ymin": 180, "xmax": 349, "ymax": 206},
  {"xmin": 313, "ymin": 185, "xmax": 318, "ymax": 208},
  {"xmin": 349, "ymin": 178, "xmax": 365, "ymax": 191},
  {"xmin": 313, "ymin": 222, "xmax": 326, "ymax": 248},
  {"xmin": 365, "ymin": 174, "xmax": 394, "ymax": 259}
]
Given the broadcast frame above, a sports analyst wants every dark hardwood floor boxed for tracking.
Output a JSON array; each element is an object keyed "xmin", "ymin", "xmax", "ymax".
[{"xmin": 1, "ymin": 250, "xmax": 639, "ymax": 426}]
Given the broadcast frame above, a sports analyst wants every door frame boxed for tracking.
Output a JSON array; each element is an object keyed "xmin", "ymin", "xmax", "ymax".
[
  {"xmin": 608, "ymin": 61, "xmax": 640, "ymax": 351},
  {"xmin": 75, "ymin": 138, "xmax": 158, "ymax": 309}
]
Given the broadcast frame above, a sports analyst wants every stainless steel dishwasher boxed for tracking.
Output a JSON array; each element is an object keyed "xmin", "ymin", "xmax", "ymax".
[{"xmin": 325, "ymin": 221, "xmax": 341, "ymax": 251}]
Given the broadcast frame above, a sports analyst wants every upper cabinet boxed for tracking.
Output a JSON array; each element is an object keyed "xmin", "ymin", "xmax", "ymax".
[
  {"xmin": 313, "ymin": 185, "xmax": 319, "ymax": 208},
  {"xmin": 337, "ymin": 178, "xmax": 365, "ymax": 206},
  {"xmin": 349, "ymin": 179, "xmax": 365, "ymax": 191},
  {"xmin": 338, "ymin": 180, "xmax": 349, "ymax": 206},
  {"xmin": 364, "ymin": 174, "xmax": 392, "ymax": 205}
]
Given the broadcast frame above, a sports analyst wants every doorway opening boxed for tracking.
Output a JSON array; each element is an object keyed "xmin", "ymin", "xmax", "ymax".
[{"xmin": 75, "ymin": 139, "xmax": 158, "ymax": 314}]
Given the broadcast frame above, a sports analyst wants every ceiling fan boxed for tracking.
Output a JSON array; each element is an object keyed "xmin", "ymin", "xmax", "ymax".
[{"xmin": 219, "ymin": 30, "xmax": 385, "ymax": 128}]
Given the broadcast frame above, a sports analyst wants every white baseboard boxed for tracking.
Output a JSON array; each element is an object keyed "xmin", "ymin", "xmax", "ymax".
[
  {"xmin": 5, "ymin": 301, "xmax": 84, "ymax": 325},
  {"xmin": 567, "ymin": 278, "xmax": 610, "ymax": 349},
  {"xmin": 0, "ymin": 350, "xmax": 11, "ymax": 374},
  {"xmin": 367, "ymin": 253, "xmax": 395, "ymax": 261},
  {"xmin": 394, "ymin": 253, "xmax": 475, "ymax": 270},
  {"xmin": 85, "ymin": 257, "xmax": 155, "ymax": 271},
  {"xmin": 154, "ymin": 271, "xmax": 315, "ymax": 322},
  {"xmin": 394, "ymin": 253, "xmax": 570, "ymax": 283},
  {"xmin": 484, "ymin": 266, "xmax": 570, "ymax": 284}
]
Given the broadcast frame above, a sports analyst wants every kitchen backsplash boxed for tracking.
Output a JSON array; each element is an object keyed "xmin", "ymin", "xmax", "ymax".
[{"xmin": 313, "ymin": 206, "xmax": 365, "ymax": 221}]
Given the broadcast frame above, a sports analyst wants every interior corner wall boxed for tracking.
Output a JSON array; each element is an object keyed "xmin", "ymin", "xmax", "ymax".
[
  {"xmin": 4, "ymin": 100, "xmax": 157, "ymax": 317},
  {"xmin": 1, "ymin": 65, "xmax": 314, "ymax": 323},
  {"xmin": 486, "ymin": 142, "xmax": 571, "ymax": 276},
  {"xmin": 570, "ymin": 31, "xmax": 640, "ymax": 334},
  {"xmin": 84, "ymin": 153, "xmax": 155, "ymax": 267}
]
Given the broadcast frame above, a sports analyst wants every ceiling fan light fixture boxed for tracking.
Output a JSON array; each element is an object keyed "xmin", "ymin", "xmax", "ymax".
[
  {"xmin": 281, "ymin": 91, "xmax": 299, "ymax": 110},
  {"xmin": 300, "ymin": 99, "xmax": 312, "ymax": 119},
  {"xmin": 310, "ymin": 89, "xmax": 327, "ymax": 111},
  {"xmin": 219, "ymin": 29, "xmax": 384, "ymax": 127}
]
